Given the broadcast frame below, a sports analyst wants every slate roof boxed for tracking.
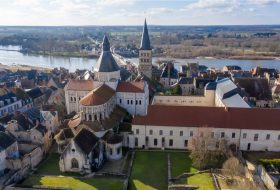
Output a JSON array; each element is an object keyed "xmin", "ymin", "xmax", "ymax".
[
  {"xmin": 133, "ymin": 105, "xmax": 280, "ymax": 131},
  {"xmin": 74, "ymin": 128, "xmax": 99, "ymax": 155},
  {"xmin": 24, "ymin": 108, "xmax": 41, "ymax": 123},
  {"xmin": 13, "ymin": 114, "xmax": 33, "ymax": 130},
  {"xmin": 96, "ymin": 35, "xmax": 120, "ymax": 72},
  {"xmin": 140, "ymin": 19, "xmax": 151, "ymax": 50},
  {"xmin": 178, "ymin": 77, "xmax": 193, "ymax": 85},
  {"xmin": 0, "ymin": 132, "xmax": 15, "ymax": 150},
  {"xmin": 102, "ymin": 131, "xmax": 123, "ymax": 144},
  {"xmin": 34, "ymin": 124, "xmax": 47, "ymax": 136},
  {"xmin": 161, "ymin": 63, "xmax": 178, "ymax": 79},
  {"xmin": 194, "ymin": 78, "xmax": 215, "ymax": 89},
  {"xmin": 26, "ymin": 87, "xmax": 43, "ymax": 99},
  {"xmin": 0, "ymin": 92, "xmax": 18, "ymax": 107},
  {"xmin": 225, "ymin": 65, "xmax": 242, "ymax": 71},
  {"xmin": 116, "ymin": 81, "xmax": 145, "ymax": 93},
  {"xmin": 55, "ymin": 128, "xmax": 74, "ymax": 141},
  {"xmin": 0, "ymin": 125, "xmax": 5, "ymax": 132},
  {"xmin": 80, "ymin": 84, "xmax": 115, "ymax": 106},
  {"xmin": 234, "ymin": 78, "xmax": 272, "ymax": 100},
  {"xmin": 10, "ymin": 87, "xmax": 31, "ymax": 101}
]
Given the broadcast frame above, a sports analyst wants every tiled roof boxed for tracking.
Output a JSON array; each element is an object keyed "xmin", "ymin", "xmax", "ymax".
[
  {"xmin": 68, "ymin": 114, "xmax": 82, "ymax": 129},
  {"xmin": 74, "ymin": 128, "xmax": 99, "ymax": 155},
  {"xmin": 65, "ymin": 79, "xmax": 94, "ymax": 91},
  {"xmin": 80, "ymin": 84, "xmax": 115, "ymax": 106},
  {"xmin": 116, "ymin": 81, "xmax": 145, "ymax": 93},
  {"xmin": 133, "ymin": 105, "xmax": 280, "ymax": 131}
]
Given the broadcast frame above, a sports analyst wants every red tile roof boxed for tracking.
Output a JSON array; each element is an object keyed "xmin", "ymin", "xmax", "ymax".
[
  {"xmin": 116, "ymin": 81, "xmax": 145, "ymax": 93},
  {"xmin": 133, "ymin": 105, "xmax": 280, "ymax": 131},
  {"xmin": 80, "ymin": 84, "xmax": 115, "ymax": 106},
  {"xmin": 65, "ymin": 79, "xmax": 94, "ymax": 91}
]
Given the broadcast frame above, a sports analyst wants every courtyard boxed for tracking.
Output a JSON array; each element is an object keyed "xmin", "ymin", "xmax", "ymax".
[
  {"xmin": 20, "ymin": 151, "xmax": 215, "ymax": 190},
  {"xmin": 129, "ymin": 151, "xmax": 214, "ymax": 190},
  {"xmin": 20, "ymin": 153, "xmax": 124, "ymax": 190}
]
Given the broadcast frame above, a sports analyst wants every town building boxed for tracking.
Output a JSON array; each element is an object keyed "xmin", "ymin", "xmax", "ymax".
[
  {"xmin": 60, "ymin": 33, "xmax": 149, "ymax": 173},
  {"xmin": 130, "ymin": 105, "xmax": 280, "ymax": 151},
  {"xmin": 0, "ymin": 132, "xmax": 19, "ymax": 176},
  {"xmin": 152, "ymin": 78, "xmax": 249, "ymax": 108},
  {"xmin": 64, "ymin": 35, "xmax": 149, "ymax": 117}
]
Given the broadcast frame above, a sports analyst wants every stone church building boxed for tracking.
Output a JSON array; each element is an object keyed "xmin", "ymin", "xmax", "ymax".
[{"xmin": 61, "ymin": 21, "xmax": 150, "ymax": 173}]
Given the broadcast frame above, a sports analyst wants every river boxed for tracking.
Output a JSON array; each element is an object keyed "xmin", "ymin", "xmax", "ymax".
[{"xmin": 1, "ymin": 45, "xmax": 280, "ymax": 72}]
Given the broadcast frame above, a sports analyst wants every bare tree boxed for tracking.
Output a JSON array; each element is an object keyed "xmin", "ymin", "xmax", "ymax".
[
  {"xmin": 190, "ymin": 127, "xmax": 229, "ymax": 170},
  {"xmin": 222, "ymin": 157, "xmax": 245, "ymax": 178}
]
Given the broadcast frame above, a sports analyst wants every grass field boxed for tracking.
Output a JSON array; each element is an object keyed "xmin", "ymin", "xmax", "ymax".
[
  {"xmin": 22, "ymin": 176, "xmax": 123, "ymax": 190},
  {"xmin": 21, "ymin": 153, "xmax": 123, "ymax": 190},
  {"xmin": 170, "ymin": 152, "xmax": 198, "ymax": 177},
  {"xmin": 129, "ymin": 151, "xmax": 167, "ymax": 190},
  {"xmin": 129, "ymin": 151, "xmax": 214, "ymax": 190}
]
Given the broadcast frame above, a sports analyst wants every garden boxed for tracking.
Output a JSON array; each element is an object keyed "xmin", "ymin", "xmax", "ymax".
[{"xmin": 129, "ymin": 151, "xmax": 214, "ymax": 190}]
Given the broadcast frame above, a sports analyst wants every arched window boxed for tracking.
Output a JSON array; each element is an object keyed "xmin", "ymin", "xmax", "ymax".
[
  {"xmin": 94, "ymin": 115, "xmax": 97, "ymax": 121},
  {"xmin": 71, "ymin": 158, "xmax": 79, "ymax": 169},
  {"xmin": 89, "ymin": 114, "xmax": 92, "ymax": 121}
]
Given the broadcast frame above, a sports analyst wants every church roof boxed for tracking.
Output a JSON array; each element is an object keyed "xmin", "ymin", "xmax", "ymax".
[
  {"xmin": 140, "ymin": 19, "xmax": 151, "ymax": 50},
  {"xmin": 65, "ymin": 79, "xmax": 94, "ymax": 91},
  {"xmin": 80, "ymin": 84, "xmax": 115, "ymax": 106},
  {"xmin": 96, "ymin": 35, "xmax": 120, "ymax": 72},
  {"xmin": 74, "ymin": 128, "xmax": 99, "ymax": 155},
  {"xmin": 116, "ymin": 81, "xmax": 145, "ymax": 93}
]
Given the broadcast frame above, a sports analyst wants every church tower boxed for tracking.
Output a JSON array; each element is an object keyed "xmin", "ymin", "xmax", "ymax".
[
  {"xmin": 95, "ymin": 35, "xmax": 120, "ymax": 90},
  {"xmin": 138, "ymin": 19, "xmax": 152, "ymax": 78}
]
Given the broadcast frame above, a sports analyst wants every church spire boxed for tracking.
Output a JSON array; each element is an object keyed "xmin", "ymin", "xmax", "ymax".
[
  {"xmin": 102, "ymin": 35, "xmax": 110, "ymax": 52},
  {"xmin": 140, "ymin": 19, "xmax": 151, "ymax": 50}
]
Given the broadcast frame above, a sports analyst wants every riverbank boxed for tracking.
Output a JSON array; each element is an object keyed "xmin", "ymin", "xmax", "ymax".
[
  {"xmin": 0, "ymin": 63, "xmax": 51, "ymax": 72},
  {"xmin": 21, "ymin": 50, "xmax": 100, "ymax": 59}
]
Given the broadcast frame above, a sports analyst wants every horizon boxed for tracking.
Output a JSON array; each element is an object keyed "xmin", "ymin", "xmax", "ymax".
[{"xmin": 1, "ymin": 0, "xmax": 280, "ymax": 26}]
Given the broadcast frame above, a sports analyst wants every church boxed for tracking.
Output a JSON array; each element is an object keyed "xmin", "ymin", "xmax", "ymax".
[{"xmin": 60, "ymin": 20, "xmax": 151, "ymax": 173}]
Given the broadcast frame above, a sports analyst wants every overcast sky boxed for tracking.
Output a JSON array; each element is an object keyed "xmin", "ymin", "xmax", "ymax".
[{"xmin": 0, "ymin": 0, "xmax": 280, "ymax": 26}]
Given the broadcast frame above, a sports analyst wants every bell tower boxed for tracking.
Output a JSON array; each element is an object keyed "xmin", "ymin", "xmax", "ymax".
[{"xmin": 138, "ymin": 19, "xmax": 152, "ymax": 78}]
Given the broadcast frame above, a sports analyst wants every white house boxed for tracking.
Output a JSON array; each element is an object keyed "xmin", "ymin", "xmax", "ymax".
[
  {"xmin": 152, "ymin": 78, "xmax": 249, "ymax": 108},
  {"xmin": 129, "ymin": 105, "xmax": 280, "ymax": 152}
]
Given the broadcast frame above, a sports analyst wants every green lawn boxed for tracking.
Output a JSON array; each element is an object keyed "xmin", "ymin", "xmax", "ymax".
[
  {"xmin": 129, "ymin": 151, "xmax": 168, "ymax": 190},
  {"xmin": 35, "ymin": 153, "xmax": 80, "ymax": 176},
  {"xmin": 22, "ymin": 153, "xmax": 123, "ymax": 190},
  {"xmin": 129, "ymin": 151, "xmax": 214, "ymax": 190},
  {"xmin": 187, "ymin": 173, "xmax": 215, "ymax": 190},
  {"xmin": 22, "ymin": 176, "xmax": 123, "ymax": 190},
  {"xmin": 170, "ymin": 152, "xmax": 198, "ymax": 177}
]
